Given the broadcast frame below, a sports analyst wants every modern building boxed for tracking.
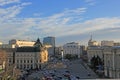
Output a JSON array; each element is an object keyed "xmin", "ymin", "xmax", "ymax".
[
  {"xmin": 101, "ymin": 40, "xmax": 114, "ymax": 46},
  {"xmin": 43, "ymin": 36, "xmax": 55, "ymax": 47},
  {"xmin": 63, "ymin": 42, "xmax": 80, "ymax": 58},
  {"xmin": 9, "ymin": 39, "xmax": 35, "ymax": 47},
  {"xmin": 43, "ymin": 37, "xmax": 55, "ymax": 56}
]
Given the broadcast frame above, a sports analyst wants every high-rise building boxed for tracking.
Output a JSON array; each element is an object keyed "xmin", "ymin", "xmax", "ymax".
[
  {"xmin": 43, "ymin": 37, "xmax": 55, "ymax": 56},
  {"xmin": 43, "ymin": 37, "xmax": 55, "ymax": 47}
]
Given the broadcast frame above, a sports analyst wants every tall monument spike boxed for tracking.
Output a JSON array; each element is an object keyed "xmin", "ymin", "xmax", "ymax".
[{"xmin": 90, "ymin": 35, "xmax": 92, "ymax": 41}]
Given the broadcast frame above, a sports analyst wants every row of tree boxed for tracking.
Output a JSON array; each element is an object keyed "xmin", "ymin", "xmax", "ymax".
[
  {"xmin": 64, "ymin": 54, "xmax": 78, "ymax": 60},
  {"xmin": 90, "ymin": 55, "xmax": 104, "ymax": 71}
]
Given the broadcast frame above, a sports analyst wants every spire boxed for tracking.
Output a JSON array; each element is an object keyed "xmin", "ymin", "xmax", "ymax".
[
  {"xmin": 89, "ymin": 35, "xmax": 92, "ymax": 42},
  {"xmin": 90, "ymin": 35, "xmax": 92, "ymax": 41},
  {"xmin": 34, "ymin": 38, "xmax": 43, "ymax": 47}
]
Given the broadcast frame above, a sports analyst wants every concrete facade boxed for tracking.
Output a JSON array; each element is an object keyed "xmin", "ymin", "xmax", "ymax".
[
  {"xmin": 63, "ymin": 42, "xmax": 80, "ymax": 58},
  {"xmin": 104, "ymin": 46, "xmax": 120, "ymax": 78},
  {"xmin": 101, "ymin": 40, "xmax": 114, "ymax": 46},
  {"xmin": 5, "ymin": 39, "xmax": 48, "ymax": 70},
  {"xmin": 87, "ymin": 46, "xmax": 104, "ymax": 63}
]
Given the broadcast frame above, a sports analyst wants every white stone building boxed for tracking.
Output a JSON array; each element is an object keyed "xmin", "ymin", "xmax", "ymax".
[
  {"xmin": 6, "ymin": 39, "xmax": 48, "ymax": 70},
  {"xmin": 104, "ymin": 46, "xmax": 120, "ymax": 78},
  {"xmin": 87, "ymin": 46, "xmax": 104, "ymax": 63},
  {"xmin": 101, "ymin": 40, "xmax": 114, "ymax": 46},
  {"xmin": 63, "ymin": 42, "xmax": 80, "ymax": 58}
]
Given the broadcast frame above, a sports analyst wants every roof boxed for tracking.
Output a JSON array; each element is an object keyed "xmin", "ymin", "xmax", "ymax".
[
  {"xmin": 16, "ymin": 47, "xmax": 41, "ymax": 52},
  {"xmin": 34, "ymin": 38, "xmax": 43, "ymax": 47}
]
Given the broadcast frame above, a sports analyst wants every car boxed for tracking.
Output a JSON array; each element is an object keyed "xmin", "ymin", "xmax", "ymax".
[
  {"xmin": 76, "ymin": 76, "xmax": 80, "ymax": 79},
  {"xmin": 87, "ymin": 73, "xmax": 91, "ymax": 76}
]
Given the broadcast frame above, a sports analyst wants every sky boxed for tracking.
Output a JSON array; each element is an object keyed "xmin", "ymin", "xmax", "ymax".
[{"xmin": 0, "ymin": 0, "xmax": 120, "ymax": 46}]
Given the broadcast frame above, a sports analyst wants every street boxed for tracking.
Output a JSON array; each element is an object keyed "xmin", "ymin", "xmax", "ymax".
[{"xmin": 26, "ymin": 59, "xmax": 98, "ymax": 80}]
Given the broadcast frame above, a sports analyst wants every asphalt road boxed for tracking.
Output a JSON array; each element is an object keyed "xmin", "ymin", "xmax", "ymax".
[
  {"xmin": 26, "ymin": 59, "xmax": 98, "ymax": 80},
  {"xmin": 67, "ymin": 59, "xmax": 98, "ymax": 79}
]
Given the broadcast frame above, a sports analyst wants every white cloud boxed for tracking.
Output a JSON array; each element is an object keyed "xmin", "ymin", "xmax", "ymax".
[
  {"xmin": 0, "ymin": 0, "xmax": 31, "ymax": 22},
  {"xmin": 0, "ymin": 0, "xmax": 20, "ymax": 6},
  {"xmin": 85, "ymin": 0, "xmax": 96, "ymax": 5},
  {"xmin": 0, "ymin": 1, "xmax": 120, "ymax": 43}
]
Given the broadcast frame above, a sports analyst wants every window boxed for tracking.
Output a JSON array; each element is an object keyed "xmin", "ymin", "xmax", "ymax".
[
  {"xmin": 20, "ymin": 60, "xmax": 22, "ymax": 63},
  {"xmin": 9, "ymin": 58, "xmax": 11, "ymax": 63},
  {"xmin": 20, "ymin": 65, "xmax": 22, "ymax": 69},
  {"xmin": 31, "ymin": 64, "xmax": 33, "ymax": 69},
  {"xmin": 17, "ymin": 60, "xmax": 19, "ymax": 63},
  {"xmin": 24, "ymin": 60, "xmax": 26, "ymax": 63},
  {"xmin": 17, "ymin": 64, "xmax": 19, "ymax": 68},
  {"xmin": 27, "ymin": 60, "xmax": 29, "ymax": 63},
  {"xmin": 27, "ymin": 65, "xmax": 29, "ymax": 68},
  {"xmin": 24, "ymin": 65, "xmax": 26, "ymax": 69},
  {"xmin": 31, "ymin": 60, "xmax": 33, "ymax": 63}
]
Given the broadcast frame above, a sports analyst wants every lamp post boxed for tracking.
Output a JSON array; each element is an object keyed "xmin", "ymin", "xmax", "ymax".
[
  {"xmin": 113, "ymin": 49, "xmax": 117, "ymax": 78},
  {"xmin": 61, "ymin": 50, "xmax": 64, "ymax": 61}
]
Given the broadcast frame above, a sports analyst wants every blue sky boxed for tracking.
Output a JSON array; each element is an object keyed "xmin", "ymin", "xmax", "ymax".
[{"xmin": 0, "ymin": 0, "xmax": 120, "ymax": 46}]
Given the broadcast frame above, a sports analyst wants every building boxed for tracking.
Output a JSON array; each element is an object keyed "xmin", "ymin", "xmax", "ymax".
[
  {"xmin": 6, "ymin": 38, "xmax": 48, "ymax": 70},
  {"xmin": 87, "ymin": 45, "xmax": 120, "ymax": 78},
  {"xmin": 0, "ymin": 50, "xmax": 7, "ymax": 70},
  {"xmin": 0, "ymin": 44, "xmax": 16, "ymax": 48},
  {"xmin": 104, "ymin": 46, "xmax": 120, "ymax": 78},
  {"xmin": 43, "ymin": 37, "xmax": 55, "ymax": 56},
  {"xmin": 63, "ymin": 42, "xmax": 80, "ymax": 58},
  {"xmin": 114, "ymin": 42, "xmax": 120, "ymax": 46},
  {"xmin": 88, "ymin": 36, "xmax": 99, "ymax": 46},
  {"xmin": 43, "ymin": 37, "xmax": 55, "ymax": 47},
  {"xmin": 9, "ymin": 39, "xmax": 35, "ymax": 47},
  {"xmin": 87, "ymin": 46, "xmax": 104, "ymax": 64},
  {"xmin": 101, "ymin": 40, "xmax": 114, "ymax": 46}
]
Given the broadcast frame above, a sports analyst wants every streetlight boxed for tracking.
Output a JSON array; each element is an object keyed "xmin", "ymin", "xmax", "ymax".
[
  {"xmin": 113, "ymin": 49, "xmax": 117, "ymax": 78},
  {"xmin": 61, "ymin": 50, "xmax": 64, "ymax": 61}
]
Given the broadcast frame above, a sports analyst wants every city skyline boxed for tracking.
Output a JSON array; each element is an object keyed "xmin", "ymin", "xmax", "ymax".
[{"xmin": 0, "ymin": 0, "xmax": 120, "ymax": 45}]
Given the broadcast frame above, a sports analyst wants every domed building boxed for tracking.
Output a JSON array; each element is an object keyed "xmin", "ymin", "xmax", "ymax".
[
  {"xmin": 88, "ymin": 35, "xmax": 99, "ymax": 46},
  {"xmin": 13, "ymin": 38, "xmax": 48, "ymax": 70}
]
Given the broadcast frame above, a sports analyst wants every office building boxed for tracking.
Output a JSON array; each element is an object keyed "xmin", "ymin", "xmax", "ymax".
[
  {"xmin": 43, "ymin": 37, "xmax": 55, "ymax": 56},
  {"xmin": 43, "ymin": 37, "xmax": 55, "ymax": 47}
]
